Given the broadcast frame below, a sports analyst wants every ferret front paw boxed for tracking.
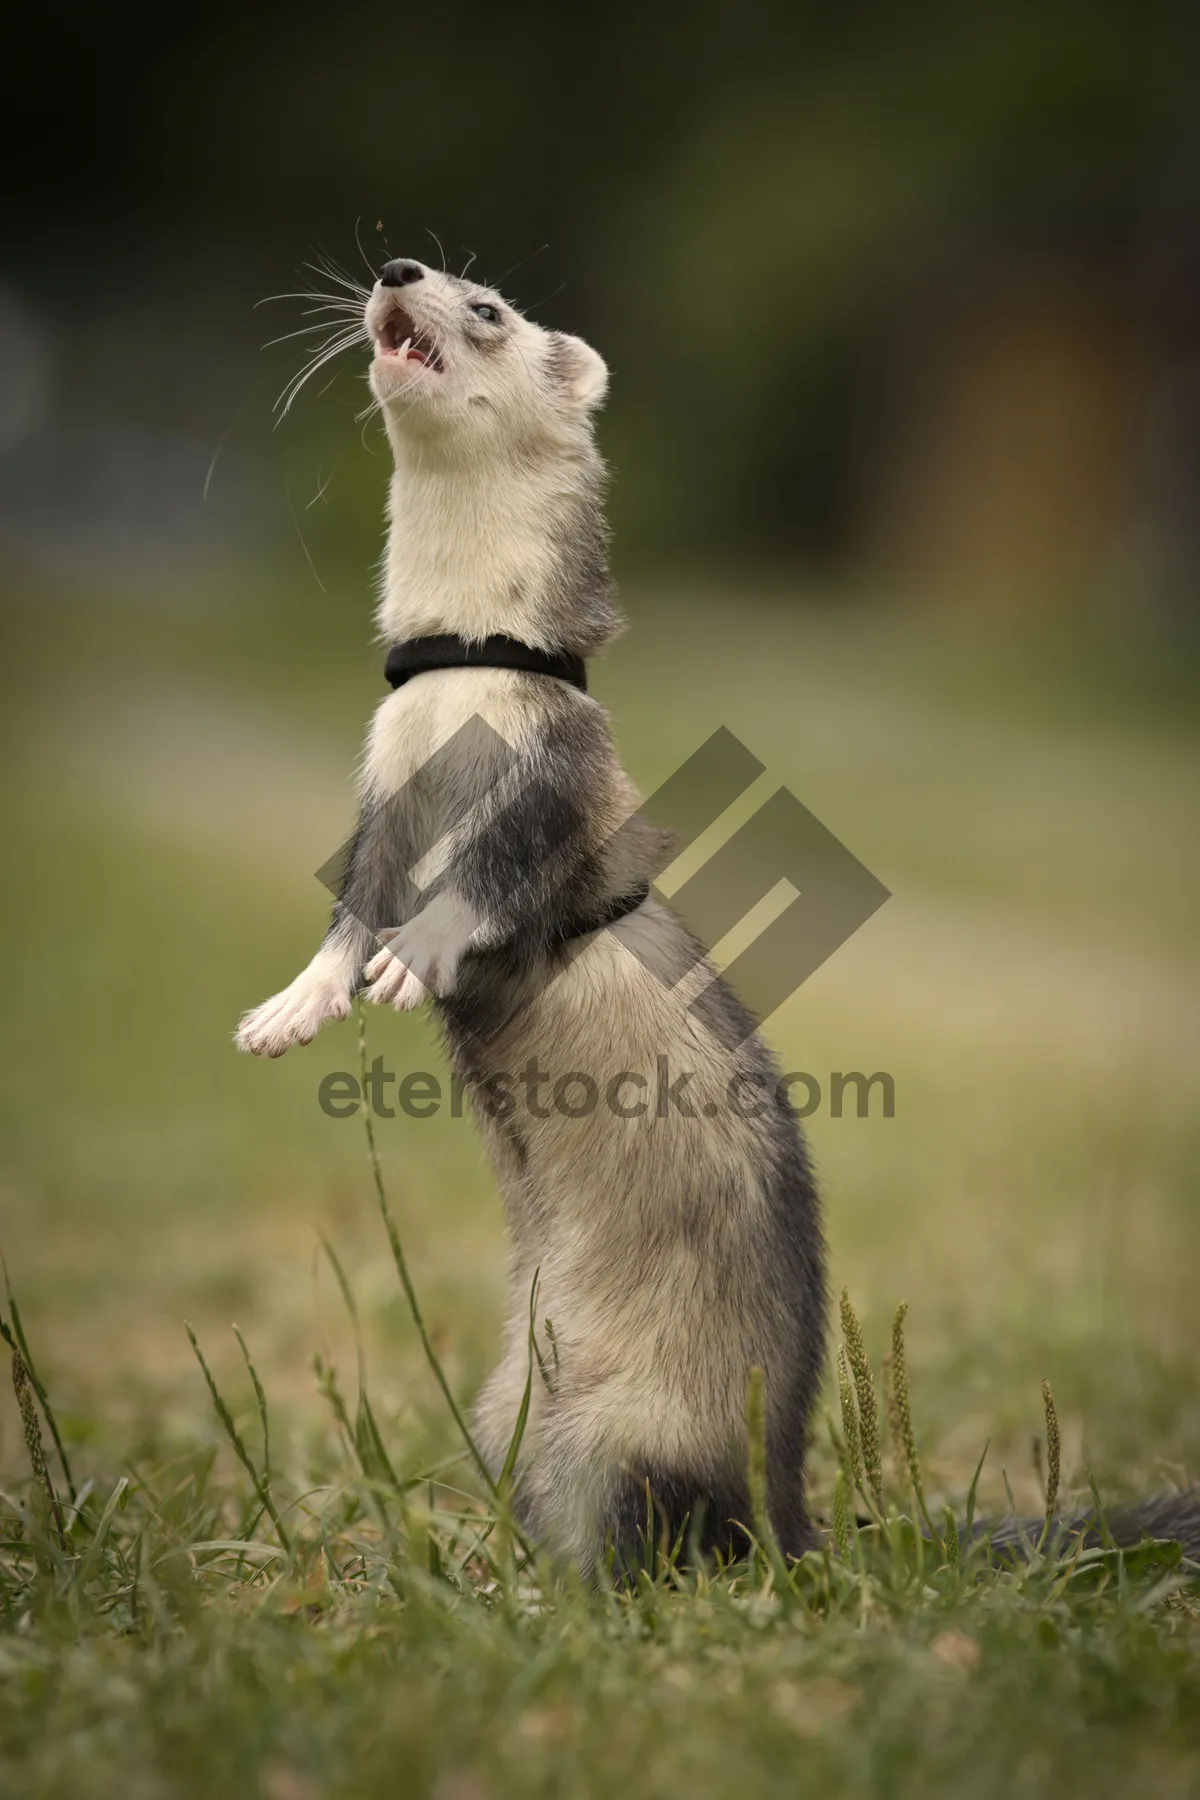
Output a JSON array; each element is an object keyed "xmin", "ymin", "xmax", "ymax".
[
  {"xmin": 363, "ymin": 913, "xmax": 463, "ymax": 1012},
  {"xmin": 235, "ymin": 967, "xmax": 352, "ymax": 1056},
  {"xmin": 362, "ymin": 946, "xmax": 430, "ymax": 1012}
]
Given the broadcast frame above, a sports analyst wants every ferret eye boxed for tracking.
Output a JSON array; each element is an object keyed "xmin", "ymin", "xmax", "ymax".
[{"xmin": 470, "ymin": 303, "xmax": 501, "ymax": 324}]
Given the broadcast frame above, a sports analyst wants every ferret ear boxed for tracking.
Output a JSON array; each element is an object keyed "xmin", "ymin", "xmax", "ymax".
[{"xmin": 548, "ymin": 333, "xmax": 609, "ymax": 412}]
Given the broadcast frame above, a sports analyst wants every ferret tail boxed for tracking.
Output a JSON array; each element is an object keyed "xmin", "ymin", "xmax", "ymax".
[{"xmin": 979, "ymin": 1487, "xmax": 1200, "ymax": 1564}]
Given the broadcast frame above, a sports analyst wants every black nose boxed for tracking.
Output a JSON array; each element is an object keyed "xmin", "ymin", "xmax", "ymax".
[{"xmin": 379, "ymin": 259, "xmax": 424, "ymax": 287}]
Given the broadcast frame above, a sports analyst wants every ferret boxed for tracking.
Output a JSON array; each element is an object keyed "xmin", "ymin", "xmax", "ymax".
[
  {"xmin": 236, "ymin": 255, "xmax": 826, "ymax": 1573},
  {"xmin": 235, "ymin": 257, "xmax": 1200, "ymax": 1575}
]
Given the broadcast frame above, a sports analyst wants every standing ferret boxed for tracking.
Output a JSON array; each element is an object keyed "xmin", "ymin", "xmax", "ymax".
[
  {"xmin": 236, "ymin": 253, "xmax": 825, "ymax": 1574},
  {"xmin": 236, "ymin": 256, "xmax": 1200, "ymax": 1576}
]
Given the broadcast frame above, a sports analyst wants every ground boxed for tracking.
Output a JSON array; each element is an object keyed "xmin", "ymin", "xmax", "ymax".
[{"xmin": 1, "ymin": 571, "xmax": 1197, "ymax": 1797}]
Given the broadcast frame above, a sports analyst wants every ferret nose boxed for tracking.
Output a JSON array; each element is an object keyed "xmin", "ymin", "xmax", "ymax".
[{"xmin": 379, "ymin": 259, "xmax": 424, "ymax": 287}]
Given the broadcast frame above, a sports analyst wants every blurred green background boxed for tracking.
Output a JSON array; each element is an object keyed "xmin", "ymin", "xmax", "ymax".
[{"xmin": 0, "ymin": 0, "xmax": 1197, "ymax": 1515}]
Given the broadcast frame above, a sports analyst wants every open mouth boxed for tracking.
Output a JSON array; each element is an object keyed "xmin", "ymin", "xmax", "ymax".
[{"xmin": 376, "ymin": 306, "xmax": 445, "ymax": 372}]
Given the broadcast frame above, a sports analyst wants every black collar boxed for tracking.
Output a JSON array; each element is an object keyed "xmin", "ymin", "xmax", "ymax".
[{"xmin": 385, "ymin": 634, "xmax": 587, "ymax": 693}]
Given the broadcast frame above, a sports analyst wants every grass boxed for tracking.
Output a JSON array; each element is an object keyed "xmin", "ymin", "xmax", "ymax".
[
  {"xmin": 3, "ymin": 1213, "xmax": 1197, "ymax": 1800},
  {"xmin": 0, "ymin": 565, "xmax": 1198, "ymax": 1795}
]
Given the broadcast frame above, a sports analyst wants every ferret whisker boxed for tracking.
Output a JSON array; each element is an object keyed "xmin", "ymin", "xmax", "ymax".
[
  {"xmin": 330, "ymin": 249, "xmax": 372, "ymax": 293},
  {"xmin": 311, "ymin": 244, "xmax": 371, "ymax": 292},
  {"xmin": 491, "ymin": 243, "xmax": 549, "ymax": 289},
  {"xmin": 306, "ymin": 463, "xmax": 338, "ymax": 507},
  {"xmin": 285, "ymin": 484, "xmax": 326, "ymax": 592},
  {"xmin": 300, "ymin": 304, "xmax": 365, "ymax": 321},
  {"xmin": 256, "ymin": 291, "xmax": 365, "ymax": 323},
  {"xmin": 263, "ymin": 320, "xmax": 369, "ymax": 350},
  {"xmin": 357, "ymin": 399, "xmax": 384, "ymax": 453},
  {"xmin": 282, "ymin": 322, "xmax": 365, "ymax": 364},
  {"xmin": 258, "ymin": 282, "xmax": 363, "ymax": 304},
  {"xmin": 303, "ymin": 258, "xmax": 371, "ymax": 301},
  {"xmin": 525, "ymin": 281, "xmax": 567, "ymax": 317},
  {"xmin": 273, "ymin": 329, "xmax": 365, "ymax": 419}
]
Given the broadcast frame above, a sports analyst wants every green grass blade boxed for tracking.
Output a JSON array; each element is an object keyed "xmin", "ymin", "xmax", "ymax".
[
  {"xmin": 231, "ymin": 1325, "xmax": 272, "ymax": 1485},
  {"xmin": 963, "ymin": 1437, "xmax": 990, "ymax": 1546},
  {"xmin": 184, "ymin": 1322, "xmax": 292, "ymax": 1555},
  {"xmin": 315, "ymin": 1232, "xmax": 400, "ymax": 1490},
  {"xmin": 74, "ymin": 1478, "xmax": 130, "ymax": 1590},
  {"xmin": 356, "ymin": 1004, "xmax": 498, "ymax": 1501}
]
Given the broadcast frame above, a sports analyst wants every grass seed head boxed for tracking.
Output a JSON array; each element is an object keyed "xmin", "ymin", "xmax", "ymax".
[
  {"xmin": 832, "ymin": 1468, "xmax": 852, "ymax": 1560},
  {"xmin": 941, "ymin": 1503, "xmax": 960, "ymax": 1569},
  {"xmin": 9, "ymin": 1345, "xmax": 66, "ymax": 1547},
  {"xmin": 1041, "ymin": 1378, "xmax": 1060, "ymax": 1525},
  {"xmin": 890, "ymin": 1301, "xmax": 929, "ymax": 1522},
  {"xmin": 840, "ymin": 1290, "xmax": 883, "ymax": 1511},
  {"xmin": 836, "ymin": 1345, "xmax": 862, "ymax": 1489},
  {"xmin": 882, "ymin": 1349, "xmax": 902, "ymax": 1471}
]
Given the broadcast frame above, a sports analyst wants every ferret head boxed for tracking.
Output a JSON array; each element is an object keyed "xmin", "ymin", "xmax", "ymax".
[{"xmin": 365, "ymin": 258, "xmax": 608, "ymax": 453}]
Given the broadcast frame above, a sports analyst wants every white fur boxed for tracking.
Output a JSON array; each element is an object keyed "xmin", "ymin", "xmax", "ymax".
[
  {"xmin": 362, "ymin": 263, "xmax": 606, "ymax": 649},
  {"xmin": 379, "ymin": 449, "xmax": 589, "ymax": 650},
  {"xmin": 235, "ymin": 942, "xmax": 356, "ymax": 1056}
]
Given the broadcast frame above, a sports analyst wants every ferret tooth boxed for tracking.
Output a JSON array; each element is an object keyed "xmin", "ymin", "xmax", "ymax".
[{"xmin": 399, "ymin": 337, "xmax": 412, "ymax": 353}]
